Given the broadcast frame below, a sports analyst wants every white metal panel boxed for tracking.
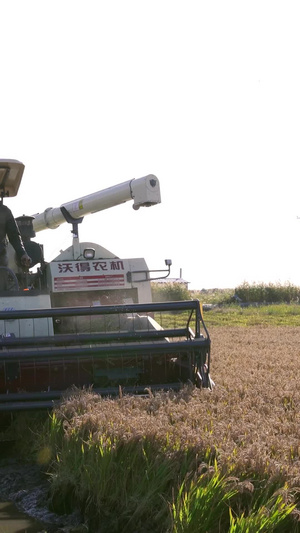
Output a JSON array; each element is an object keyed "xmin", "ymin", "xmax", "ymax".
[{"xmin": 0, "ymin": 293, "xmax": 53, "ymax": 337}]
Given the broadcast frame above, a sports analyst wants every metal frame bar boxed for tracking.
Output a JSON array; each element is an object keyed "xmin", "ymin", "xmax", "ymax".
[
  {"xmin": 0, "ymin": 327, "xmax": 194, "ymax": 347},
  {"xmin": 0, "ymin": 299, "xmax": 206, "ymax": 319}
]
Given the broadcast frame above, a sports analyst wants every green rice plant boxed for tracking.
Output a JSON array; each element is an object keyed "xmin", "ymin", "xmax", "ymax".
[
  {"xmin": 171, "ymin": 462, "xmax": 238, "ymax": 533},
  {"xmin": 4, "ymin": 410, "xmax": 50, "ymax": 459},
  {"xmin": 86, "ymin": 438, "xmax": 177, "ymax": 531},
  {"xmin": 48, "ymin": 424, "xmax": 90, "ymax": 513},
  {"xmin": 228, "ymin": 493, "xmax": 296, "ymax": 532},
  {"xmin": 48, "ymin": 429, "xmax": 180, "ymax": 531},
  {"xmin": 13, "ymin": 381, "xmax": 300, "ymax": 532},
  {"xmin": 151, "ymin": 282, "xmax": 191, "ymax": 302},
  {"xmin": 191, "ymin": 288, "xmax": 235, "ymax": 305}
]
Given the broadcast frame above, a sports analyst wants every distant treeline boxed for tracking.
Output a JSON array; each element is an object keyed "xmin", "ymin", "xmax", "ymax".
[
  {"xmin": 234, "ymin": 282, "xmax": 300, "ymax": 304},
  {"xmin": 152, "ymin": 281, "xmax": 300, "ymax": 304}
]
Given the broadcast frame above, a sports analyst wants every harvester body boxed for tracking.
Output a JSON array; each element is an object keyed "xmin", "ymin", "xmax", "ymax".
[{"xmin": 0, "ymin": 160, "xmax": 211, "ymax": 410}]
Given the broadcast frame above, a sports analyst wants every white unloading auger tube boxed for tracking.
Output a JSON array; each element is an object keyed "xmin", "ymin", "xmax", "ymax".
[{"xmin": 32, "ymin": 174, "xmax": 161, "ymax": 233}]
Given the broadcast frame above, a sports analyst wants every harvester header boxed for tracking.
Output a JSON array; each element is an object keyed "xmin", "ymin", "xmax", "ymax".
[{"xmin": 0, "ymin": 159, "xmax": 212, "ymax": 411}]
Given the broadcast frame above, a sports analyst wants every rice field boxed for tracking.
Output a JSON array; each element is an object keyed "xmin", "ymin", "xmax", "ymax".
[{"xmin": 25, "ymin": 324, "xmax": 300, "ymax": 532}]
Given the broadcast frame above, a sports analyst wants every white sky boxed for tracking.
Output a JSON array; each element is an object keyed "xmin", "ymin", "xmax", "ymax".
[{"xmin": 1, "ymin": 1, "xmax": 300, "ymax": 289}]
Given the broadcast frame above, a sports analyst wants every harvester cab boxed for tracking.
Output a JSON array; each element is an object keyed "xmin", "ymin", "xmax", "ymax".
[{"xmin": 0, "ymin": 160, "xmax": 212, "ymax": 411}]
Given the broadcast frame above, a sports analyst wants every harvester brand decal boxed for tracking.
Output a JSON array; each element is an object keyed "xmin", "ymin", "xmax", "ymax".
[
  {"xmin": 57, "ymin": 260, "xmax": 124, "ymax": 273},
  {"xmin": 53, "ymin": 260, "xmax": 125, "ymax": 291}
]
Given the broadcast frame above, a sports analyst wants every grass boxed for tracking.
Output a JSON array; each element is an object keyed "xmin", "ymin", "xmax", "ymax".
[
  {"xmin": 194, "ymin": 283, "xmax": 300, "ymax": 327},
  {"xmin": 152, "ymin": 283, "xmax": 300, "ymax": 327},
  {"xmin": 202, "ymin": 303, "xmax": 300, "ymax": 327},
  {"xmin": 154, "ymin": 304, "xmax": 300, "ymax": 328}
]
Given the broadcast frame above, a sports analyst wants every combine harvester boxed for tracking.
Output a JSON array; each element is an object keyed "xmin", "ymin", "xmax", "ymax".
[{"xmin": 0, "ymin": 160, "xmax": 212, "ymax": 411}]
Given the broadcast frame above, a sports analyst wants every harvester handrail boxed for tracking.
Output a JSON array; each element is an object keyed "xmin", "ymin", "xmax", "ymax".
[
  {"xmin": 0, "ymin": 299, "xmax": 204, "ymax": 320},
  {"xmin": 0, "ymin": 327, "xmax": 194, "ymax": 348},
  {"xmin": 0, "ymin": 299, "xmax": 209, "ymax": 348}
]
